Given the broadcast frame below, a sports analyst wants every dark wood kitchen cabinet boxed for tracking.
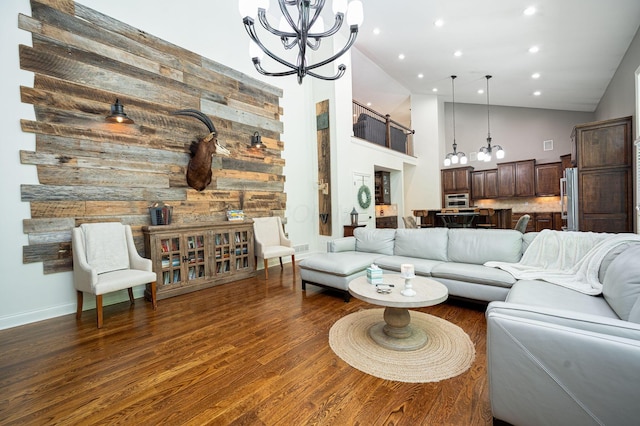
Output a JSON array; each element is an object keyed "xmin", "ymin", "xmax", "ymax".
[
  {"xmin": 498, "ymin": 160, "xmax": 535, "ymax": 197},
  {"xmin": 471, "ymin": 169, "xmax": 498, "ymax": 200},
  {"xmin": 573, "ymin": 116, "xmax": 633, "ymax": 233},
  {"xmin": 535, "ymin": 162, "xmax": 562, "ymax": 196}
]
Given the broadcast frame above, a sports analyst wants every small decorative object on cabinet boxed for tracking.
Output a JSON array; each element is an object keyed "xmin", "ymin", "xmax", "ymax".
[{"xmin": 143, "ymin": 221, "xmax": 255, "ymax": 300}]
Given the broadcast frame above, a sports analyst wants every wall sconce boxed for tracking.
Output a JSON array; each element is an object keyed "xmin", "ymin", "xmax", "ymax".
[
  {"xmin": 106, "ymin": 99, "xmax": 134, "ymax": 124},
  {"xmin": 249, "ymin": 131, "xmax": 264, "ymax": 148}
]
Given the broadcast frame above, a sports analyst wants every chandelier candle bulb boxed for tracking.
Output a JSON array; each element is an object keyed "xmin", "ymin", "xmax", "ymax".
[{"xmin": 400, "ymin": 264, "xmax": 415, "ymax": 278}]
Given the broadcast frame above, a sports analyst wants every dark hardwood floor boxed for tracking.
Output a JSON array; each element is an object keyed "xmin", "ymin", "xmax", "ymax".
[{"xmin": 0, "ymin": 266, "xmax": 493, "ymax": 425}]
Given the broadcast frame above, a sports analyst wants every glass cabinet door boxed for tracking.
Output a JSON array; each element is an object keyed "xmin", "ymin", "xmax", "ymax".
[
  {"xmin": 214, "ymin": 231, "xmax": 231, "ymax": 274},
  {"xmin": 234, "ymin": 230, "xmax": 252, "ymax": 272},
  {"xmin": 185, "ymin": 233, "xmax": 207, "ymax": 281},
  {"xmin": 159, "ymin": 236, "xmax": 181, "ymax": 285}
]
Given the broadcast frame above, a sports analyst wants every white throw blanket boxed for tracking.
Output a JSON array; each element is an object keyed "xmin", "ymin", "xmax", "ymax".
[{"xmin": 485, "ymin": 229, "xmax": 640, "ymax": 295}]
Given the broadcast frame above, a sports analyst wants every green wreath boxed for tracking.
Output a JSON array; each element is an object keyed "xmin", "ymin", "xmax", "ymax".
[{"xmin": 357, "ymin": 184, "xmax": 372, "ymax": 209}]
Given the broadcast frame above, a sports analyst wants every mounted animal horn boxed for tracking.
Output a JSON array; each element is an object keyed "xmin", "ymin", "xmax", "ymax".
[{"xmin": 172, "ymin": 109, "xmax": 229, "ymax": 192}]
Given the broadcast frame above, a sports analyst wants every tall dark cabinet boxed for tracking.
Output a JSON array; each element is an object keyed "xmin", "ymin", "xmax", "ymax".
[{"xmin": 572, "ymin": 116, "xmax": 633, "ymax": 233}]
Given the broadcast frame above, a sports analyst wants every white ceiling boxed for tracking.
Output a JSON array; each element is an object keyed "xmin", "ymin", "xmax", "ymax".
[{"xmin": 350, "ymin": 0, "xmax": 640, "ymax": 120}]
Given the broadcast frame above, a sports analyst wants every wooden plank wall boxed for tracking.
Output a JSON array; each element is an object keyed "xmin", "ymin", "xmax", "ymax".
[{"xmin": 18, "ymin": 0, "xmax": 286, "ymax": 274}]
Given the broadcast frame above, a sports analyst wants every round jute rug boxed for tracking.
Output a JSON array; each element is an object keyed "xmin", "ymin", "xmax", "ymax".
[{"xmin": 329, "ymin": 308, "xmax": 475, "ymax": 383}]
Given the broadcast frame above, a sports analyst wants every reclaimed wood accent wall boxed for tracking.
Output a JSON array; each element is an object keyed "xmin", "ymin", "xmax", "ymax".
[{"xmin": 19, "ymin": 0, "xmax": 286, "ymax": 274}]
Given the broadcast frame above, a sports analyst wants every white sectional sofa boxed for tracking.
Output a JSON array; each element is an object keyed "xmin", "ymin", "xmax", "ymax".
[
  {"xmin": 299, "ymin": 227, "xmax": 640, "ymax": 425},
  {"xmin": 300, "ymin": 227, "xmax": 525, "ymax": 302}
]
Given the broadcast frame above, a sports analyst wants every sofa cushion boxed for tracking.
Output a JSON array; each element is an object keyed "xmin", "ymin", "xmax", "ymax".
[
  {"xmin": 448, "ymin": 229, "xmax": 523, "ymax": 265},
  {"xmin": 298, "ymin": 251, "xmax": 382, "ymax": 277},
  {"xmin": 353, "ymin": 228, "xmax": 395, "ymax": 255},
  {"xmin": 602, "ymin": 245, "xmax": 640, "ymax": 323},
  {"xmin": 431, "ymin": 262, "xmax": 516, "ymax": 288},
  {"xmin": 507, "ymin": 280, "xmax": 619, "ymax": 319},
  {"xmin": 394, "ymin": 228, "xmax": 448, "ymax": 261},
  {"xmin": 373, "ymin": 255, "xmax": 445, "ymax": 276}
]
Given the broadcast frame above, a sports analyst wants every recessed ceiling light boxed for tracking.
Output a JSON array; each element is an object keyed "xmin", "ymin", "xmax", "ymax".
[
  {"xmin": 533, "ymin": 91, "xmax": 541, "ymax": 96},
  {"xmin": 478, "ymin": 89, "xmax": 485, "ymax": 94},
  {"xmin": 367, "ymin": 102, "xmax": 372, "ymax": 106},
  {"xmin": 453, "ymin": 50, "xmax": 462, "ymax": 57},
  {"xmin": 531, "ymin": 72, "xmax": 541, "ymax": 79},
  {"xmin": 373, "ymin": 27, "xmax": 380, "ymax": 35},
  {"xmin": 523, "ymin": 6, "xmax": 536, "ymax": 16},
  {"xmin": 398, "ymin": 53, "xmax": 405, "ymax": 60},
  {"xmin": 529, "ymin": 45, "xmax": 539, "ymax": 53},
  {"xmin": 432, "ymin": 88, "xmax": 438, "ymax": 92},
  {"xmin": 434, "ymin": 18, "xmax": 444, "ymax": 27},
  {"xmin": 418, "ymin": 73, "xmax": 424, "ymax": 79}
]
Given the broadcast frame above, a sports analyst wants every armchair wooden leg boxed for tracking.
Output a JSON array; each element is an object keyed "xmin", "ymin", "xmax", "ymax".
[
  {"xmin": 127, "ymin": 288, "xmax": 134, "ymax": 305},
  {"xmin": 76, "ymin": 290, "xmax": 83, "ymax": 320},
  {"xmin": 150, "ymin": 281, "xmax": 157, "ymax": 310},
  {"xmin": 279, "ymin": 257, "xmax": 283, "ymax": 269},
  {"xmin": 264, "ymin": 259, "xmax": 269, "ymax": 279},
  {"xmin": 96, "ymin": 294, "xmax": 103, "ymax": 329},
  {"xmin": 291, "ymin": 254, "xmax": 296, "ymax": 276}
]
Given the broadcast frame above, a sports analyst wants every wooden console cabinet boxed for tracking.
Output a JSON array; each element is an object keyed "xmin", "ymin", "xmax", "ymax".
[{"xmin": 143, "ymin": 221, "xmax": 256, "ymax": 300}]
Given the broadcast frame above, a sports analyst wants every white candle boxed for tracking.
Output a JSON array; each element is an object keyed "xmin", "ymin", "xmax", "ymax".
[{"xmin": 401, "ymin": 263, "xmax": 414, "ymax": 277}]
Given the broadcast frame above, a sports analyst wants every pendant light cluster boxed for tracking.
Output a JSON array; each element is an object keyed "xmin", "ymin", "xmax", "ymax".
[
  {"xmin": 443, "ymin": 75, "xmax": 467, "ymax": 166},
  {"xmin": 443, "ymin": 74, "xmax": 505, "ymax": 166},
  {"xmin": 477, "ymin": 75, "xmax": 505, "ymax": 162}
]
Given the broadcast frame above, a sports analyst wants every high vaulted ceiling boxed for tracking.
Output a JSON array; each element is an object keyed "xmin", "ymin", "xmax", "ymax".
[{"xmin": 350, "ymin": 0, "xmax": 640, "ymax": 119}]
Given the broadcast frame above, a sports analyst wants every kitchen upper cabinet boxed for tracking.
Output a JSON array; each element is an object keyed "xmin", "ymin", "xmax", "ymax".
[
  {"xmin": 498, "ymin": 160, "xmax": 535, "ymax": 197},
  {"xmin": 471, "ymin": 169, "xmax": 498, "ymax": 200},
  {"xmin": 484, "ymin": 170, "xmax": 498, "ymax": 198},
  {"xmin": 471, "ymin": 171, "xmax": 485, "ymax": 199},
  {"xmin": 535, "ymin": 162, "xmax": 562, "ymax": 196},
  {"xmin": 442, "ymin": 167, "xmax": 473, "ymax": 193},
  {"xmin": 497, "ymin": 163, "xmax": 515, "ymax": 197}
]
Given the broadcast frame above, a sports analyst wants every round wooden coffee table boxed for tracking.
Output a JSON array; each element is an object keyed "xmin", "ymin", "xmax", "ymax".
[{"xmin": 348, "ymin": 274, "xmax": 448, "ymax": 351}]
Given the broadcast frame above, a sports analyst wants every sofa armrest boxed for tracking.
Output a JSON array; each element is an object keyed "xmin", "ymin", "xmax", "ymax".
[
  {"xmin": 486, "ymin": 304, "xmax": 640, "ymax": 425},
  {"xmin": 486, "ymin": 301, "xmax": 640, "ymax": 340},
  {"xmin": 327, "ymin": 237, "xmax": 356, "ymax": 253}
]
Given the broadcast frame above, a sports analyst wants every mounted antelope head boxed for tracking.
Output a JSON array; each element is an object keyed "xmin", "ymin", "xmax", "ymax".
[{"xmin": 171, "ymin": 109, "xmax": 230, "ymax": 191}]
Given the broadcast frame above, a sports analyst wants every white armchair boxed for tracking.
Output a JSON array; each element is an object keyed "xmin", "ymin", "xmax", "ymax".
[
  {"xmin": 72, "ymin": 222, "xmax": 157, "ymax": 328},
  {"xmin": 252, "ymin": 216, "xmax": 295, "ymax": 279}
]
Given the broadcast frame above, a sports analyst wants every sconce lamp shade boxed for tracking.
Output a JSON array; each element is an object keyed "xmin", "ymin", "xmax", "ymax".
[
  {"xmin": 106, "ymin": 99, "xmax": 134, "ymax": 124},
  {"xmin": 250, "ymin": 131, "xmax": 264, "ymax": 148}
]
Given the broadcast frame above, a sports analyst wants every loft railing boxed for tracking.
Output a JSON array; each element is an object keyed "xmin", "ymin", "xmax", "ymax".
[{"xmin": 352, "ymin": 100, "xmax": 415, "ymax": 156}]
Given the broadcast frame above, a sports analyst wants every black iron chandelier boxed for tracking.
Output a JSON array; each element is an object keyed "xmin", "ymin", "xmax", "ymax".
[
  {"xmin": 240, "ymin": 0, "xmax": 364, "ymax": 84},
  {"xmin": 444, "ymin": 75, "xmax": 467, "ymax": 166},
  {"xmin": 477, "ymin": 75, "xmax": 505, "ymax": 162}
]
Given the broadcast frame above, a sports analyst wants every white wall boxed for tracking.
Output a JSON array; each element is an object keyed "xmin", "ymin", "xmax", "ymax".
[{"xmin": 596, "ymin": 25, "xmax": 640, "ymax": 121}]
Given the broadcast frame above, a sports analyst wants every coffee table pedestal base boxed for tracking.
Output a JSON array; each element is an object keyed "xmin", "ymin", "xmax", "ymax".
[{"xmin": 368, "ymin": 307, "xmax": 428, "ymax": 351}]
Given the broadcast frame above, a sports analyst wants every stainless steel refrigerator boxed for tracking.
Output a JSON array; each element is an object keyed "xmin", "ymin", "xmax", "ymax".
[{"xmin": 560, "ymin": 167, "xmax": 578, "ymax": 231}]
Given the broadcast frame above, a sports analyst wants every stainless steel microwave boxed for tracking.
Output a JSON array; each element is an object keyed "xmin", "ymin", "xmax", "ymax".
[{"xmin": 445, "ymin": 193, "xmax": 470, "ymax": 208}]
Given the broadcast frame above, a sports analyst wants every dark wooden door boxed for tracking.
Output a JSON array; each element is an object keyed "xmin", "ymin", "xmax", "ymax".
[
  {"xmin": 535, "ymin": 162, "xmax": 562, "ymax": 196},
  {"xmin": 515, "ymin": 160, "xmax": 535, "ymax": 197},
  {"xmin": 497, "ymin": 163, "xmax": 515, "ymax": 197},
  {"xmin": 484, "ymin": 170, "xmax": 498, "ymax": 198},
  {"xmin": 574, "ymin": 116, "xmax": 633, "ymax": 233}
]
